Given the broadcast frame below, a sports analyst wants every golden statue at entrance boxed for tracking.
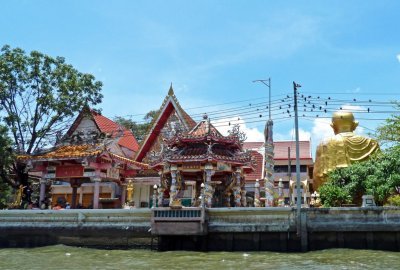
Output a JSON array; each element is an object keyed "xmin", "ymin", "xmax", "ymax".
[{"xmin": 313, "ymin": 111, "xmax": 380, "ymax": 189}]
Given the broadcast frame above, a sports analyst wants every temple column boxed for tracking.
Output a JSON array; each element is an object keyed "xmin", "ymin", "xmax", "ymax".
[
  {"xmin": 70, "ymin": 179, "xmax": 82, "ymax": 209},
  {"xmin": 254, "ymin": 179, "xmax": 261, "ymax": 207},
  {"xmin": 241, "ymin": 190, "xmax": 247, "ymax": 207},
  {"xmin": 234, "ymin": 169, "xmax": 242, "ymax": 207},
  {"xmin": 303, "ymin": 185, "xmax": 307, "ymax": 207},
  {"xmin": 157, "ymin": 172, "xmax": 165, "ymax": 207},
  {"xmin": 204, "ymin": 163, "xmax": 214, "ymax": 208},
  {"xmin": 120, "ymin": 184, "xmax": 127, "ymax": 207},
  {"xmin": 93, "ymin": 177, "xmax": 101, "ymax": 209},
  {"xmin": 79, "ymin": 187, "xmax": 83, "ymax": 205},
  {"xmin": 278, "ymin": 178, "xmax": 284, "ymax": 206},
  {"xmin": 39, "ymin": 178, "xmax": 46, "ymax": 204},
  {"xmin": 169, "ymin": 165, "xmax": 178, "ymax": 206}
]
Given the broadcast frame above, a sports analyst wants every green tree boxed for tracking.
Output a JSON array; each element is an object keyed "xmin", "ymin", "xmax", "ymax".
[
  {"xmin": 0, "ymin": 45, "xmax": 103, "ymax": 187},
  {"xmin": 0, "ymin": 125, "xmax": 13, "ymax": 208},
  {"xmin": 375, "ymin": 102, "xmax": 400, "ymax": 145},
  {"xmin": 114, "ymin": 110, "xmax": 157, "ymax": 143}
]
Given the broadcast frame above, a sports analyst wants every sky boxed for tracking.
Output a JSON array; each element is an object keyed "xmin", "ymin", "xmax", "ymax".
[{"xmin": 1, "ymin": 0, "xmax": 399, "ymax": 157}]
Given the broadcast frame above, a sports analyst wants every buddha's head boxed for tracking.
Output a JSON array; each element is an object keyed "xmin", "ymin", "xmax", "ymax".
[{"xmin": 330, "ymin": 111, "xmax": 359, "ymax": 135}]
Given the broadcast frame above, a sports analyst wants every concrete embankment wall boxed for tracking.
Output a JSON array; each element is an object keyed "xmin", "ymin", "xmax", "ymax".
[
  {"xmin": 2, "ymin": 207, "xmax": 400, "ymax": 251},
  {"xmin": 0, "ymin": 209, "xmax": 152, "ymax": 248},
  {"xmin": 158, "ymin": 207, "xmax": 400, "ymax": 251}
]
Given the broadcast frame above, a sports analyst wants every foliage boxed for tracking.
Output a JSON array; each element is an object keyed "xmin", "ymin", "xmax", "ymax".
[
  {"xmin": 0, "ymin": 45, "xmax": 103, "ymax": 186},
  {"xmin": 0, "ymin": 125, "xmax": 14, "ymax": 208},
  {"xmin": 114, "ymin": 110, "xmax": 157, "ymax": 143},
  {"xmin": 386, "ymin": 195, "xmax": 400, "ymax": 206},
  {"xmin": 319, "ymin": 182, "xmax": 351, "ymax": 207},
  {"xmin": 375, "ymin": 102, "xmax": 400, "ymax": 146},
  {"xmin": 319, "ymin": 145, "xmax": 400, "ymax": 206}
]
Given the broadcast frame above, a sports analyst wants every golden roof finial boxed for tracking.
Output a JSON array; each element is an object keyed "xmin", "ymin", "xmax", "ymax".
[{"xmin": 168, "ymin": 83, "xmax": 174, "ymax": 96}]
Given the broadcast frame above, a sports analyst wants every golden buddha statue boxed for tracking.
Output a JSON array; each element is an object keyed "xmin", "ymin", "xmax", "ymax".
[{"xmin": 313, "ymin": 111, "xmax": 379, "ymax": 189}]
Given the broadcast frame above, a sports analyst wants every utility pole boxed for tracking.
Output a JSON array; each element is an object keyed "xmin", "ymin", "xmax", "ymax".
[
  {"xmin": 293, "ymin": 81, "xmax": 302, "ymax": 235},
  {"xmin": 253, "ymin": 78, "xmax": 274, "ymax": 207},
  {"xmin": 253, "ymin": 78, "xmax": 271, "ymax": 119}
]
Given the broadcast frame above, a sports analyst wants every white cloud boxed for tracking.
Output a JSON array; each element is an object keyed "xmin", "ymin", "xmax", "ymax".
[
  {"xmin": 275, "ymin": 128, "xmax": 311, "ymax": 142},
  {"xmin": 311, "ymin": 118, "xmax": 333, "ymax": 145},
  {"xmin": 341, "ymin": 104, "xmax": 366, "ymax": 112},
  {"xmin": 397, "ymin": 54, "xmax": 400, "ymax": 62},
  {"xmin": 211, "ymin": 117, "xmax": 264, "ymax": 142}
]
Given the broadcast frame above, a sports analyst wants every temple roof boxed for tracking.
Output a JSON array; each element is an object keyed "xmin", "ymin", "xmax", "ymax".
[
  {"xmin": 188, "ymin": 117, "xmax": 224, "ymax": 138},
  {"xmin": 18, "ymin": 144, "xmax": 148, "ymax": 169},
  {"xmin": 18, "ymin": 144, "xmax": 103, "ymax": 161},
  {"xmin": 135, "ymin": 85, "xmax": 196, "ymax": 162},
  {"xmin": 66, "ymin": 107, "xmax": 139, "ymax": 152},
  {"xmin": 151, "ymin": 127, "xmax": 252, "ymax": 168}
]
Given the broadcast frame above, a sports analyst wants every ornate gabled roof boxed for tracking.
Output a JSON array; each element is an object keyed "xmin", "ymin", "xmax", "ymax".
[
  {"xmin": 150, "ymin": 142, "xmax": 253, "ymax": 168},
  {"xmin": 18, "ymin": 144, "xmax": 103, "ymax": 161},
  {"xmin": 135, "ymin": 84, "xmax": 196, "ymax": 162},
  {"xmin": 18, "ymin": 144, "xmax": 149, "ymax": 169},
  {"xmin": 167, "ymin": 116, "xmax": 242, "ymax": 148}
]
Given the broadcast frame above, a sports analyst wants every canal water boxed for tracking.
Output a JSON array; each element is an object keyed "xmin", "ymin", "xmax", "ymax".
[{"xmin": 0, "ymin": 245, "xmax": 399, "ymax": 270}]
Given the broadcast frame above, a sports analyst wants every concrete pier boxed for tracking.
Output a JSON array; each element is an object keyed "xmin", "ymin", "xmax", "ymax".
[{"xmin": 2, "ymin": 207, "xmax": 400, "ymax": 251}]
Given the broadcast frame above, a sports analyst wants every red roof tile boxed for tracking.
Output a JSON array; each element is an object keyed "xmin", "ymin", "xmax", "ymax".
[
  {"xmin": 245, "ymin": 150, "xmax": 263, "ymax": 180},
  {"xmin": 273, "ymin": 141, "xmax": 312, "ymax": 160},
  {"xmin": 243, "ymin": 142, "xmax": 264, "ymax": 150},
  {"xmin": 92, "ymin": 111, "xmax": 121, "ymax": 134},
  {"xmin": 92, "ymin": 111, "xmax": 139, "ymax": 152},
  {"xmin": 118, "ymin": 130, "xmax": 139, "ymax": 152}
]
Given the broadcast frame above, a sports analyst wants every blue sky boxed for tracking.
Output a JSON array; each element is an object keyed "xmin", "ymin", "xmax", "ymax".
[{"xmin": 1, "ymin": 0, "xmax": 399, "ymax": 155}]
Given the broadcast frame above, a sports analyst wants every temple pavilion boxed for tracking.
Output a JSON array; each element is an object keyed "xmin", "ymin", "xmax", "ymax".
[
  {"xmin": 135, "ymin": 86, "xmax": 254, "ymax": 208},
  {"xmin": 18, "ymin": 107, "xmax": 147, "ymax": 209}
]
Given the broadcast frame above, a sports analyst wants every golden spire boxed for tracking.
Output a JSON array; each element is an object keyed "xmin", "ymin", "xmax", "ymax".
[{"xmin": 168, "ymin": 82, "xmax": 174, "ymax": 96}]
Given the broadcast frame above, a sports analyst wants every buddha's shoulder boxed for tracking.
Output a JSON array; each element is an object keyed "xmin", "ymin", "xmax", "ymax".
[{"xmin": 318, "ymin": 134, "xmax": 345, "ymax": 146}]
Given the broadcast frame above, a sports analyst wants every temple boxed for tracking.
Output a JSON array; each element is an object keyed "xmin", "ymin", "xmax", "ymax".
[
  {"xmin": 149, "ymin": 114, "xmax": 254, "ymax": 208},
  {"xmin": 18, "ymin": 107, "xmax": 147, "ymax": 209}
]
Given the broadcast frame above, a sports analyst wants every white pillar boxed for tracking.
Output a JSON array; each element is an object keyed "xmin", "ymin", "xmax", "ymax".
[
  {"xmin": 204, "ymin": 163, "xmax": 214, "ymax": 208},
  {"xmin": 278, "ymin": 178, "xmax": 284, "ymax": 206},
  {"xmin": 169, "ymin": 165, "xmax": 178, "ymax": 206},
  {"xmin": 93, "ymin": 178, "xmax": 101, "ymax": 209},
  {"xmin": 254, "ymin": 179, "xmax": 260, "ymax": 207},
  {"xmin": 79, "ymin": 187, "xmax": 83, "ymax": 205},
  {"xmin": 39, "ymin": 178, "xmax": 46, "ymax": 204},
  {"xmin": 234, "ymin": 169, "xmax": 242, "ymax": 207}
]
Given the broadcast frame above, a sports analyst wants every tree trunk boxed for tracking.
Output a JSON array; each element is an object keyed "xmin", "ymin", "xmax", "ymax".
[{"xmin": 16, "ymin": 163, "xmax": 29, "ymax": 187}]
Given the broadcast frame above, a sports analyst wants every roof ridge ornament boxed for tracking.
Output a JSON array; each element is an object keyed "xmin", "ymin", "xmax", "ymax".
[{"xmin": 168, "ymin": 82, "xmax": 174, "ymax": 96}]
